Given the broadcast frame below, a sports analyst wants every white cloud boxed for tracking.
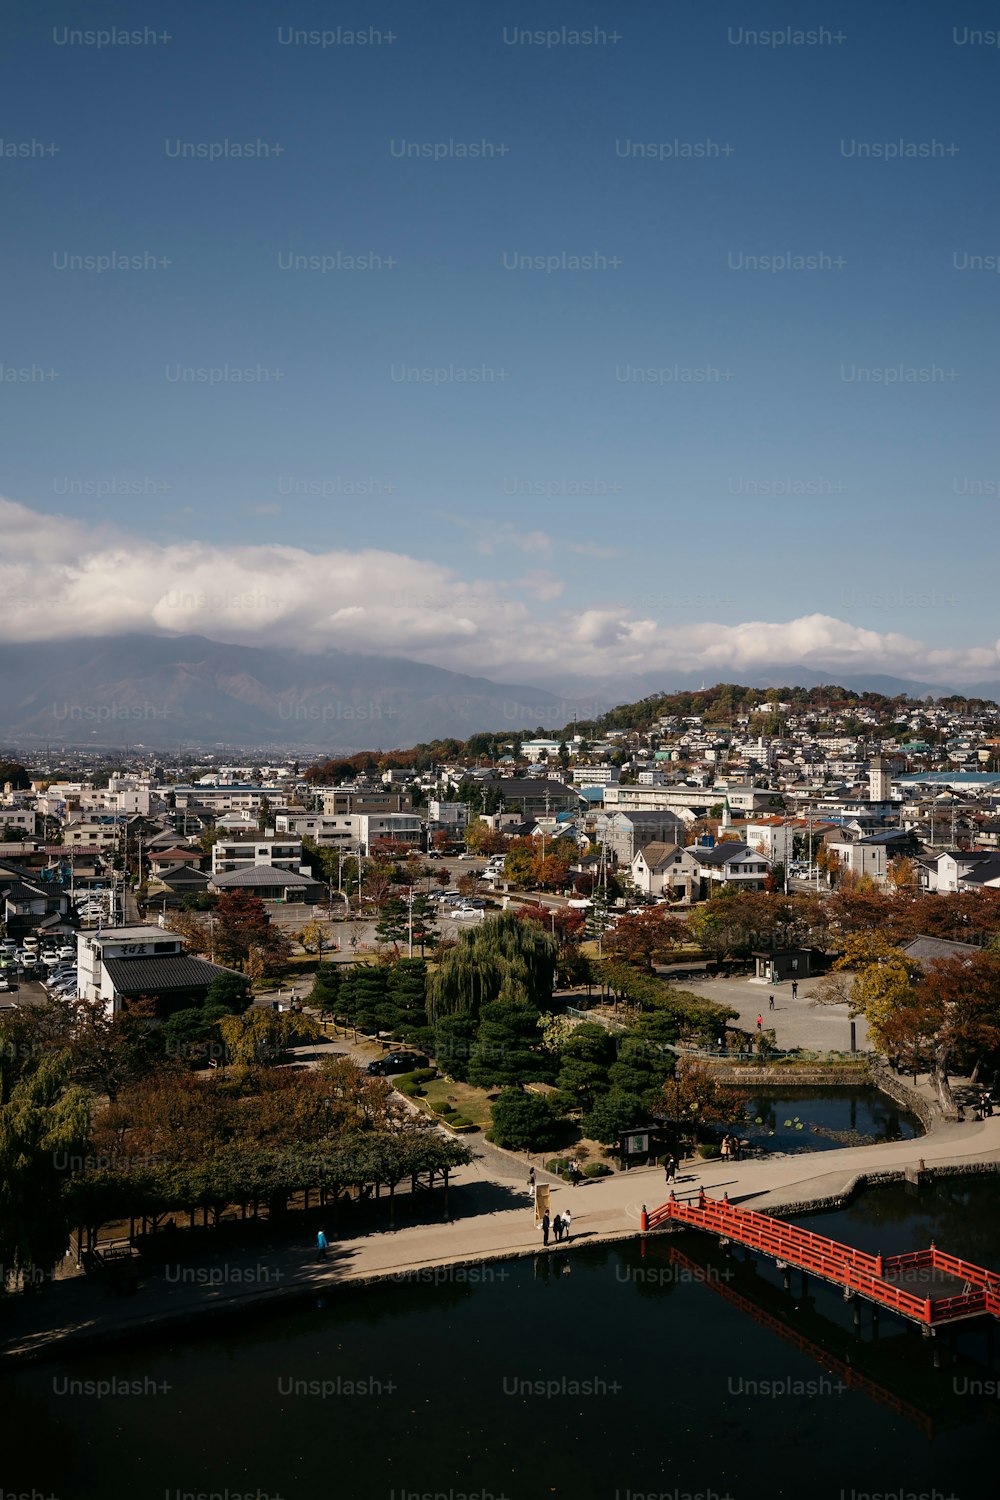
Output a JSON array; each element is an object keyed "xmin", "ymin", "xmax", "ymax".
[{"xmin": 1, "ymin": 497, "xmax": 998, "ymax": 687}]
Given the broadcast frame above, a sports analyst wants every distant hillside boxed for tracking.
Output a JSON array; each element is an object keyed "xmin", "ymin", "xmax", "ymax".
[
  {"xmin": 569, "ymin": 681, "xmax": 1000, "ymax": 739},
  {"xmin": 0, "ymin": 634, "xmax": 594, "ymax": 751}
]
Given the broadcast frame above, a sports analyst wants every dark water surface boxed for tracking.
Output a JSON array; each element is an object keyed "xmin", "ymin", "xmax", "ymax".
[
  {"xmin": 1, "ymin": 1179, "xmax": 997, "ymax": 1500},
  {"xmin": 743, "ymin": 1086, "xmax": 920, "ymax": 1153}
]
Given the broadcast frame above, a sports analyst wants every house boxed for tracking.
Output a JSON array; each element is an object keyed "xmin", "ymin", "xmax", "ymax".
[
  {"xmin": 76, "ymin": 925, "xmax": 238, "ymax": 1018},
  {"xmin": 927, "ymin": 850, "xmax": 988, "ymax": 893},
  {"xmin": 0, "ymin": 808, "xmax": 37, "ymax": 836},
  {"xmin": 630, "ymin": 842, "xmax": 701, "ymax": 902},
  {"xmin": 147, "ymin": 864, "xmax": 213, "ymax": 907},
  {"xmin": 148, "ymin": 846, "xmax": 206, "ymax": 877},
  {"xmin": 958, "ymin": 855, "xmax": 1000, "ymax": 891},
  {"xmin": 687, "ymin": 842, "xmax": 772, "ymax": 894},
  {"xmin": 321, "ymin": 789, "xmax": 413, "ymax": 816},
  {"xmin": 0, "ymin": 867, "xmax": 70, "ymax": 937}
]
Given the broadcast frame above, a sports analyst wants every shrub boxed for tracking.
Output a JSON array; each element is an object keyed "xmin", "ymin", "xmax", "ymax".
[
  {"xmin": 488, "ymin": 1087, "xmax": 559, "ymax": 1152},
  {"xmin": 583, "ymin": 1162, "xmax": 612, "ymax": 1178},
  {"xmin": 545, "ymin": 1157, "xmax": 570, "ymax": 1177},
  {"xmin": 410, "ymin": 1067, "xmax": 438, "ymax": 1083},
  {"xmin": 437, "ymin": 1101, "xmax": 456, "ymax": 1114},
  {"xmin": 698, "ymin": 1143, "xmax": 722, "ymax": 1159},
  {"xmin": 444, "ymin": 1114, "xmax": 475, "ymax": 1131}
]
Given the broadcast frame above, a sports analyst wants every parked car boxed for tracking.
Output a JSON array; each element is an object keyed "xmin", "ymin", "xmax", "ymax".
[
  {"xmin": 56, "ymin": 946, "xmax": 76, "ymax": 960},
  {"xmin": 0, "ymin": 976, "xmax": 11, "ymax": 993},
  {"xmin": 366, "ymin": 1051, "xmax": 427, "ymax": 1077}
]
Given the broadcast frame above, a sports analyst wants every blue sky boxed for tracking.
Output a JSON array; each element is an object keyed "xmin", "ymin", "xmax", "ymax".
[{"xmin": 2, "ymin": 0, "xmax": 999, "ymax": 687}]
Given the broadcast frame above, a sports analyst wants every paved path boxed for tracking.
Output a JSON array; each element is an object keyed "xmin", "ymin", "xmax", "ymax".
[
  {"xmin": 4, "ymin": 1101, "xmax": 998, "ymax": 1363},
  {"xmin": 672, "ymin": 972, "xmax": 871, "ymax": 1053}
]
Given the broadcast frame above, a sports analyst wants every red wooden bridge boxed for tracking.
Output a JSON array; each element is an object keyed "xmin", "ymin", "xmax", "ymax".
[{"xmin": 641, "ymin": 1192, "xmax": 1000, "ymax": 1329}]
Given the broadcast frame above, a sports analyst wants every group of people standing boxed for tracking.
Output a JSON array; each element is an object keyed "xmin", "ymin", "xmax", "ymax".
[{"xmin": 540, "ymin": 1209, "xmax": 571, "ymax": 1247}]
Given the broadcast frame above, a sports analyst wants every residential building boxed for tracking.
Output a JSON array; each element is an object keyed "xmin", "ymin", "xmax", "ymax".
[
  {"xmin": 428, "ymin": 799, "xmax": 468, "ymax": 829},
  {"xmin": 351, "ymin": 812, "xmax": 423, "ymax": 853},
  {"xmin": 320, "ymin": 789, "xmax": 412, "ymax": 816},
  {"xmin": 77, "ymin": 925, "xmax": 236, "ymax": 1018},
  {"xmin": 687, "ymin": 842, "xmax": 772, "ymax": 894},
  {"xmin": 211, "ymin": 833, "xmax": 307, "ymax": 877},
  {"xmin": 630, "ymin": 842, "xmax": 701, "ymax": 901},
  {"xmin": 597, "ymin": 810, "xmax": 688, "ymax": 867},
  {"xmin": 490, "ymin": 779, "xmax": 582, "ymax": 819}
]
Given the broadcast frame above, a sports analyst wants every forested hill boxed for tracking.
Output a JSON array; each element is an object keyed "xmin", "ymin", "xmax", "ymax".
[{"xmin": 573, "ymin": 682, "xmax": 1000, "ymax": 738}]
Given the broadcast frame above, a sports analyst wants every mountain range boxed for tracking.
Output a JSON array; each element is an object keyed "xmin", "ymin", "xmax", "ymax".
[{"xmin": 0, "ymin": 634, "xmax": 997, "ymax": 752}]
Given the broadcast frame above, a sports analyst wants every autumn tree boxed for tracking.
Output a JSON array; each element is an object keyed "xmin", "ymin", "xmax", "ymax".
[
  {"xmin": 213, "ymin": 890, "xmax": 290, "ymax": 973},
  {"xmin": 832, "ymin": 932, "xmax": 915, "ymax": 1049},
  {"xmin": 604, "ymin": 908, "xmax": 687, "ymax": 970},
  {"xmin": 883, "ymin": 952, "xmax": 1000, "ymax": 1112}
]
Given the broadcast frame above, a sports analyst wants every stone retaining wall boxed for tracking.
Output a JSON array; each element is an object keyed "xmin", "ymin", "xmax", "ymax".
[
  {"xmin": 867, "ymin": 1062, "xmax": 939, "ymax": 1131},
  {"xmin": 698, "ymin": 1064, "xmax": 871, "ymax": 1086}
]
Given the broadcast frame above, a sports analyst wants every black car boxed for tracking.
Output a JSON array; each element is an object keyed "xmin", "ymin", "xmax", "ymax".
[{"xmin": 366, "ymin": 1051, "xmax": 427, "ymax": 1077}]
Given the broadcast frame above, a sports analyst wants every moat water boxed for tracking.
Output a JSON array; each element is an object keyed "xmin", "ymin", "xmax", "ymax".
[
  {"xmin": 1, "ymin": 1178, "xmax": 996, "ymax": 1500},
  {"xmin": 742, "ymin": 1085, "xmax": 920, "ymax": 1153}
]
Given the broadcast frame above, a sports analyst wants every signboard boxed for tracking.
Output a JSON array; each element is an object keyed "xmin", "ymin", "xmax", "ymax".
[
  {"xmin": 533, "ymin": 1184, "xmax": 550, "ymax": 1225},
  {"xmin": 624, "ymin": 1132, "xmax": 649, "ymax": 1155}
]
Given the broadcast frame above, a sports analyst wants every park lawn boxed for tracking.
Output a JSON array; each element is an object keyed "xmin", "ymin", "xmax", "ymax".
[{"xmin": 421, "ymin": 1076, "xmax": 494, "ymax": 1130}]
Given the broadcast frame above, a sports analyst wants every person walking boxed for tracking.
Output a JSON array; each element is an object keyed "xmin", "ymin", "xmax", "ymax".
[
  {"xmin": 768, "ymin": 994, "xmax": 775, "ymax": 1011},
  {"xmin": 553, "ymin": 1213, "xmax": 563, "ymax": 1243},
  {"xmin": 316, "ymin": 1229, "xmax": 328, "ymax": 1262},
  {"xmin": 527, "ymin": 1166, "xmax": 536, "ymax": 1196},
  {"xmin": 541, "ymin": 1210, "xmax": 551, "ymax": 1247},
  {"xmin": 791, "ymin": 980, "xmax": 798, "ymax": 1000},
  {"xmin": 569, "ymin": 1161, "xmax": 581, "ymax": 1188},
  {"xmin": 562, "ymin": 1208, "xmax": 572, "ymax": 1243},
  {"xmin": 756, "ymin": 1013, "xmax": 763, "ymax": 1031}
]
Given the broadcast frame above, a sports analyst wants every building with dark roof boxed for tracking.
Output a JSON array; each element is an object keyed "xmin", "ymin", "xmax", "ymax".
[
  {"xmin": 209, "ymin": 866, "xmax": 323, "ymax": 902},
  {"xmin": 77, "ymin": 925, "xmax": 239, "ymax": 1017}
]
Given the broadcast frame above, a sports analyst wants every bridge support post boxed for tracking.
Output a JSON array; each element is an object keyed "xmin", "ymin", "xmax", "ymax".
[{"xmin": 640, "ymin": 1205, "xmax": 648, "ymax": 1233}]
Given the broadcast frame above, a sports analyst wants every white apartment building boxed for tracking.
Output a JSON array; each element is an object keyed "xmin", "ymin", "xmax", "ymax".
[
  {"xmin": 274, "ymin": 812, "xmax": 356, "ymax": 847},
  {"xmin": 571, "ymin": 766, "xmax": 620, "ymax": 787},
  {"xmin": 352, "ymin": 812, "xmax": 423, "ymax": 853},
  {"xmin": 211, "ymin": 833, "xmax": 307, "ymax": 876}
]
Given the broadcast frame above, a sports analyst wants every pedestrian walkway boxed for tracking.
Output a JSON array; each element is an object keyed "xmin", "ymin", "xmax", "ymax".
[{"xmin": 4, "ymin": 1107, "xmax": 999, "ymax": 1363}]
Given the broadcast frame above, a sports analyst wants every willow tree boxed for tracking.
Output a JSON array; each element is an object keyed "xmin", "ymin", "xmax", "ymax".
[{"xmin": 427, "ymin": 912, "xmax": 557, "ymax": 1024}]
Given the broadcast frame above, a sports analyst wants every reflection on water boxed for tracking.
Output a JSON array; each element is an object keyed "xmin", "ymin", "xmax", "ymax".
[{"xmin": 0, "ymin": 1181, "xmax": 996, "ymax": 1500}]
